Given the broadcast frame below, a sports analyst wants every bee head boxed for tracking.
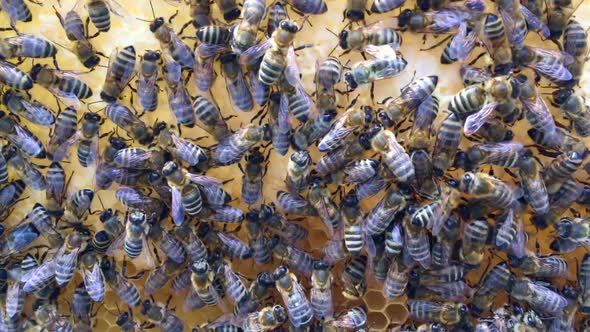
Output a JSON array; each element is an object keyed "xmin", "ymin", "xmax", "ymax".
[
  {"xmin": 273, "ymin": 305, "xmax": 287, "ymax": 323},
  {"xmin": 1, "ymin": 89, "xmax": 14, "ymax": 105},
  {"xmin": 377, "ymin": 109, "xmax": 394, "ymax": 127},
  {"xmin": 259, "ymin": 203, "xmax": 274, "ymax": 220},
  {"xmin": 100, "ymin": 91, "xmax": 116, "ymax": 103},
  {"xmin": 149, "ymin": 17, "xmax": 165, "ymax": 32},
  {"xmin": 152, "ymin": 121, "xmax": 168, "ymax": 136},
  {"xmin": 344, "ymin": 72, "xmax": 357, "ymax": 90},
  {"xmin": 257, "ymin": 272, "xmax": 275, "ymax": 287},
  {"xmin": 555, "ymin": 218, "xmax": 573, "ymax": 238},
  {"xmin": 313, "ymin": 259, "xmax": 330, "ymax": 270},
  {"xmin": 99, "ymin": 208, "xmax": 114, "ymax": 222},
  {"xmin": 81, "ymin": 189, "xmax": 95, "ymax": 201},
  {"xmin": 141, "ymin": 299, "xmax": 153, "ymax": 315},
  {"xmin": 191, "ymin": 260, "xmax": 208, "ymax": 274},
  {"xmin": 290, "ymin": 150, "xmax": 310, "ymax": 167},
  {"xmin": 338, "ymin": 30, "xmax": 349, "ymax": 50},
  {"xmin": 341, "ymin": 190, "xmax": 359, "ymax": 207},
  {"xmin": 279, "ymin": 20, "xmax": 298, "ymax": 33},
  {"xmin": 83, "ymin": 55, "xmax": 100, "ymax": 69},
  {"xmin": 116, "ymin": 312, "xmax": 130, "ymax": 327},
  {"xmin": 267, "ymin": 234, "xmax": 281, "ymax": 249},
  {"xmin": 144, "ymin": 50, "xmax": 161, "ymax": 62},
  {"xmin": 94, "ymin": 230, "xmax": 110, "ymax": 243},
  {"xmin": 398, "ymin": 9, "xmax": 413, "ymax": 28},
  {"xmin": 493, "ymin": 63, "xmax": 512, "ymax": 75},
  {"xmin": 109, "ymin": 136, "xmax": 128, "ymax": 150},
  {"xmin": 224, "ymin": 8, "xmax": 241, "ymax": 22},
  {"xmin": 273, "ymin": 265, "xmax": 288, "ymax": 280},
  {"xmin": 219, "ymin": 52, "xmax": 237, "ymax": 64},
  {"xmin": 346, "ymin": 9, "xmax": 364, "ymax": 22},
  {"xmin": 162, "ymin": 161, "xmax": 179, "ymax": 176},
  {"xmin": 84, "ymin": 112, "xmax": 101, "ymax": 122},
  {"xmin": 552, "ymin": 88, "xmax": 574, "ymax": 105}
]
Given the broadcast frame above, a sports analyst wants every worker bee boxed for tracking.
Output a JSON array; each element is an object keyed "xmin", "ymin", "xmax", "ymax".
[
  {"xmin": 274, "ymin": 265, "xmax": 313, "ymax": 327},
  {"xmin": 190, "ymin": 259, "xmax": 225, "ymax": 308},
  {"xmin": 147, "ymin": 222, "xmax": 186, "ymax": 264},
  {"xmin": 239, "ymin": 148, "xmax": 268, "ymax": 205},
  {"xmin": 341, "ymin": 255, "xmax": 368, "ymax": 300},
  {"xmin": 55, "ymin": 230, "xmax": 89, "ymax": 287},
  {"xmin": 135, "ymin": 50, "xmax": 160, "ymax": 113},
  {"xmin": 2, "ymin": 89, "xmax": 55, "ymax": 127},
  {"xmin": 101, "ymin": 258, "xmax": 141, "ymax": 307},
  {"xmin": 243, "ymin": 305, "xmax": 287, "ymax": 331},
  {"xmin": 561, "ymin": 19, "xmax": 587, "ymax": 86},
  {"xmin": 192, "ymin": 95, "xmax": 231, "ymax": 142},
  {"xmin": 193, "ymin": 43, "xmax": 220, "ymax": 92},
  {"xmin": 553, "ymin": 89, "xmax": 590, "ymax": 137},
  {"xmin": 150, "ymin": 17, "xmax": 195, "ymax": 69},
  {"xmin": 141, "ymin": 299, "xmax": 183, "ymax": 332},
  {"xmin": 285, "ymin": 151, "xmax": 311, "ymax": 193},
  {"xmin": 408, "ymin": 300, "xmax": 468, "ymax": 325},
  {"xmin": 52, "ymin": 5, "xmax": 102, "ymax": 69},
  {"xmin": 0, "ymin": 60, "xmax": 33, "ymax": 90},
  {"xmin": 100, "ymin": 46, "xmax": 136, "ymax": 103},
  {"xmin": 371, "ymin": 129, "xmax": 414, "ymax": 183},
  {"xmin": 185, "ymin": 0, "xmax": 211, "ymax": 29},
  {"xmin": 308, "ymin": 178, "xmax": 341, "ymax": 235},
  {"xmin": 83, "ymin": 0, "xmax": 127, "ymax": 33},
  {"xmin": 432, "ymin": 113, "xmax": 461, "ymax": 176},
  {"xmin": 105, "ymin": 103, "xmax": 153, "ymax": 144},
  {"xmin": 345, "ymin": 46, "xmax": 407, "ymax": 91},
  {"xmin": 460, "ymin": 219, "xmax": 489, "ymax": 266},
  {"xmin": 196, "ymin": 25, "xmax": 232, "ymax": 45},
  {"xmin": 0, "ymin": 34, "xmax": 57, "ymax": 63},
  {"xmin": 460, "ymin": 172, "xmax": 516, "ymax": 212},
  {"xmin": 33, "ymin": 302, "xmax": 74, "ymax": 332},
  {"xmin": 231, "ymin": 0, "xmax": 265, "ymax": 53},
  {"xmin": 509, "ymin": 277, "xmax": 568, "ymax": 314},
  {"xmin": 163, "ymin": 58, "xmax": 195, "ymax": 129},
  {"xmin": 79, "ymin": 251, "xmax": 105, "ymax": 302},
  {"xmin": 408, "ymin": 96, "xmax": 439, "ymax": 152},
  {"xmin": 365, "ymin": 187, "xmax": 408, "ymax": 236},
  {"xmin": 3, "ymin": 145, "xmax": 46, "ymax": 191},
  {"xmin": 29, "ymin": 64, "xmax": 92, "ymax": 108},
  {"xmin": 379, "ymin": 75, "xmax": 437, "ymax": 126},
  {"xmin": 0, "ymin": 180, "xmax": 26, "ymax": 219},
  {"xmin": 310, "ymin": 260, "xmax": 333, "ymax": 320},
  {"xmin": 220, "ymin": 52, "xmax": 254, "ymax": 113},
  {"xmin": 1, "ymin": 0, "xmax": 32, "ymax": 27},
  {"xmin": 384, "ymin": 261, "xmax": 409, "ymax": 299},
  {"xmin": 214, "ymin": 124, "xmax": 267, "ymax": 165},
  {"xmin": 145, "ymin": 259, "xmax": 181, "ymax": 295},
  {"xmin": 465, "ymin": 142, "xmax": 528, "ymax": 170},
  {"xmin": 27, "ymin": 203, "xmax": 63, "ymax": 248},
  {"xmin": 269, "ymin": 235, "xmax": 314, "ymax": 275},
  {"xmin": 371, "ymin": 0, "xmax": 405, "ymax": 13},
  {"xmin": 513, "ymin": 45, "xmax": 574, "ymax": 85},
  {"xmin": 154, "ymin": 123, "xmax": 207, "ymax": 167},
  {"xmin": 339, "ymin": 19, "xmax": 402, "ymax": 53},
  {"xmin": 319, "ymin": 103, "xmax": 373, "ymax": 152}
]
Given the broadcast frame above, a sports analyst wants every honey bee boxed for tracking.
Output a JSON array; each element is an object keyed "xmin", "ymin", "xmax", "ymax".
[
  {"xmin": 136, "ymin": 50, "xmax": 160, "ymax": 113},
  {"xmin": 0, "ymin": 60, "xmax": 33, "ymax": 90},
  {"xmin": 345, "ymin": 46, "xmax": 407, "ymax": 92},
  {"xmin": 141, "ymin": 299, "xmax": 183, "ymax": 332},
  {"xmin": 231, "ymin": 0, "xmax": 265, "ymax": 53},
  {"xmin": 309, "ymin": 178, "xmax": 342, "ymax": 235},
  {"xmin": 379, "ymin": 75, "xmax": 437, "ymax": 126},
  {"xmin": 239, "ymin": 147, "xmax": 268, "ymax": 205},
  {"xmin": 221, "ymin": 52, "xmax": 254, "ymax": 113},
  {"xmin": 79, "ymin": 251, "xmax": 105, "ymax": 302},
  {"xmin": 269, "ymin": 235, "xmax": 314, "ymax": 275},
  {"xmin": 460, "ymin": 219, "xmax": 489, "ymax": 267},
  {"xmin": 285, "ymin": 150, "xmax": 311, "ymax": 193},
  {"xmin": 3, "ymin": 145, "xmax": 46, "ymax": 191},
  {"xmin": 509, "ymin": 277, "xmax": 568, "ymax": 314},
  {"xmin": 319, "ymin": 103, "xmax": 373, "ymax": 152},
  {"xmin": 0, "ymin": 34, "xmax": 57, "ymax": 63},
  {"xmin": 101, "ymin": 258, "xmax": 141, "ymax": 307},
  {"xmin": 365, "ymin": 187, "xmax": 408, "ymax": 236},
  {"xmin": 460, "ymin": 172, "xmax": 516, "ymax": 212},
  {"xmin": 1, "ymin": 0, "xmax": 32, "ymax": 27},
  {"xmin": 562, "ymin": 19, "xmax": 587, "ymax": 86},
  {"xmin": 105, "ymin": 102, "xmax": 154, "ymax": 145},
  {"xmin": 371, "ymin": 129, "xmax": 414, "ymax": 183},
  {"xmin": 194, "ymin": 43, "xmax": 223, "ymax": 92},
  {"xmin": 408, "ymin": 300, "xmax": 468, "ymax": 325},
  {"xmin": 243, "ymin": 305, "xmax": 287, "ymax": 331},
  {"xmin": 344, "ymin": 0, "xmax": 368, "ymax": 22},
  {"xmin": 553, "ymin": 89, "xmax": 590, "ymax": 137},
  {"xmin": 52, "ymin": 5, "xmax": 102, "ymax": 69},
  {"xmin": 190, "ymin": 259, "xmax": 225, "ymax": 308},
  {"xmin": 339, "ymin": 19, "xmax": 402, "ymax": 53},
  {"xmin": 478, "ymin": 13, "xmax": 513, "ymax": 75},
  {"xmin": 341, "ymin": 255, "xmax": 368, "ymax": 299},
  {"xmin": 408, "ymin": 95, "xmax": 439, "ymax": 151},
  {"xmin": 163, "ymin": 57, "xmax": 195, "ymax": 129},
  {"xmin": 513, "ymin": 45, "xmax": 574, "ymax": 85},
  {"xmin": 411, "ymin": 185, "xmax": 459, "ymax": 236},
  {"xmin": 214, "ymin": 124, "xmax": 267, "ymax": 165},
  {"xmin": 150, "ymin": 17, "xmax": 195, "ymax": 69},
  {"xmin": 29, "ymin": 64, "xmax": 92, "ymax": 108},
  {"xmin": 274, "ymin": 265, "xmax": 313, "ymax": 328},
  {"xmin": 154, "ymin": 123, "xmax": 207, "ymax": 167},
  {"xmin": 2, "ymin": 89, "xmax": 55, "ymax": 127},
  {"xmin": 192, "ymin": 95, "xmax": 231, "ymax": 141},
  {"xmin": 266, "ymin": 1, "xmax": 288, "ymax": 37},
  {"xmin": 371, "ymin": 0, "xmax": 405, "ymax": 13},
  {"xmin": 85, "ymin": 0, "xmax": 127, "ymax": 33},
  {"xmin": 55, "ymin": 230, "xmax": 89, "ymax": 287}
]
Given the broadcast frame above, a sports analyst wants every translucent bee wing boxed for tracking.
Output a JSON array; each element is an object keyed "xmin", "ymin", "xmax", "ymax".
[
  {"xmin": 521, "ymin": 97, "xmax": 556, "ymax": 133},
  {"xmin": 225, "ymin": 68, "xmax": 253, "ymax": 113},
  {"xmin": 239, "ymin": 39, "xmax": 271, "ymax": 66},
  {"xmin": 498, "ymin": 6, "xmax": 525, "ymax": 48},
  {"xmin": 318, "ymin": 116, "xmax": 356, "ymax": 152},
  {"xmin": 106, "ymin": 232, "xmax": 125, "ymax": 256},
  {"xmin": 104, "ymin": 0, "xmax": 130, "ymax": 18},
  {"xmin": 194, "ymin": 60, "xmax": 215, "ymax": 92},
  {"xmin": 136, "ymin": 70, "xmax": 158, "ymax": 99},
  {"xmin": 272, "ymin": 94, "xmax": 291, "ymax": 156},
  {"xmin": 171, "ymin": 186, "xmax": 184, "ymax": 226},
  {"xmin": 316, "ymin": 198, "xmax": 334, "ymax": 236},
  {"xmin": 362, "ymin": 17, "xmax": 399, "ymax": 33},
  {"xmin": 187, "ymin": 172, "xmax": 222, "ymax": 187},
  {"xmin": 464, "ymin": 102, "xmax": 498, "ymax": 136},
  {"xmin": 83, "ymin": 263, "xmax": 105, "ymax": 302},
  {"xmin": 168, "ymin": 32, "xmax": 195, "ymax": 69},
  {"xmin": 5, "ymin": 282, "xmax": 22, "ymax": 317},
  {"xmin": 460, "ymin": 64, "xmax": 491, "ymax": 84},
  {"xmin": 17, "ymin": 99, "xmax": 55, "ymax": 126},
  {"xmin": 426, "ymin": 9, "xmax": 463, "ymax": 33},
  {"xmin": 46, "ymin": 85, "xmax": 82, "ymax": 110},
  {"xmin": 529, "ymin": 49, "xmax": 573, "ymax": 81},
  {"xmin": 285, "ymin": 46, "xmax": 303, "ymax": 88},
  {"xmin": 364, "ymin": 44, "xmax": 397, "ymax": 59},
  {"xmin": 520, "ymin": 5, "xmax": 550, "ymax": 38},
  {"xmin": 510, "ymin": 216, "xmax": 527, "ymax": 258},
  {"xmin": 450, "ymin": 23, "xmax": 477, "ymax": 62}
]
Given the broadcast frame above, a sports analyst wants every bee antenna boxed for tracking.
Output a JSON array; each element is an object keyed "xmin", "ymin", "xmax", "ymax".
[
  {"xmin": 325, "ymin": 28, "xmax": 338, "ymax": 37},
  {"xmin": 87, "ymin": 100, "xmax": 106, "ymax": 113},
  {"xmin": 97, "ymin": 194, "xmax": 105, "ymax": 210},
  {"xmin": 149, "ymin": 0, "xmax": 156, "ymax": 20},
  {"xmin": 136, "ymin": 17, "xmax": 152, "ymax": 22}
]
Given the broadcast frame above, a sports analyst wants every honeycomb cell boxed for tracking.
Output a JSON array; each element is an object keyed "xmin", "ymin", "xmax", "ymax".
[
  {"xmin": 309, "ymin": 229, "xmax": 329, "ymax": 250},
  {"xmin": 367, "ymin": 311, "xmax": 388, "ymax": 330},
  {"xmin": 385, "ymin": 302, "xmax": 410, "ymax": 325},
  {"xmin": 363, "ymin": 289, "xmax": 387, "ymax": 311}
]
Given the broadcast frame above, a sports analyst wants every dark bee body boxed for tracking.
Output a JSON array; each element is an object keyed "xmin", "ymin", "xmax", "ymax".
[
  {"xmin": 246, "ymin": 212, "xmax": 272, "ymax": 265},
  {"xmin": 0, "ymin": 61, "xmax": 33, "ymax": 90},
  {"xmin": 371, "ymin": 0, "xmax": 405, "ymax": 13},
  {"xmin": 4, "ymin": 145, "xmax": 46, "ymax": 191},
  {"xmin": 553, "ymin": 89, "xmax": 590, "ymax": 137},
  {"xmin": 341, "ymin": 191, "xmax": 364, "ymax": 256},
  {"xmin": 30, "ymin": 64, "xmax": 92, "ymax": 100},
  {"xmin": 345, "ymin": 0, "xmax": 368, "ymax": 21},
  {"xmin": 196, "ymin": 25, "xmax": 231, "ymax": 45},
  {"xmin": 101, "ymin": 259, "xmax": 141, "ymax": 307},
  {"xmin": 46, "ymin": 162, "xmax": 66, "ymax": 217},
  {"xmin": 105, "ymin": 103, "xmax": 153, "ymax": 144},
  {"xmin": 221, "ymin": 52, "xmax": 253, "ymax": 112},
  {"xmin": 1, "ymin": 0, "xmax": 32, "ymax": 24},
  {"xmin": 163, "ymin": 59, "xmax": 195, "ymax": 128},
  {"xmin": 341, "ymin": 255, "xmax": 368, "ymax": 300},
  {"xmin": 345, "ymin": 56, "xmax": 408, "ymax": 90},
  {"xmin": 148, "ymin": 222, "xmax": 186, "ymax": 264},
  {"xmin": 77, "ymin": 112, "xmax": 101, "ymax": 167},
  {"xmin": 124, "ymin": 210, "xmax": 147, "ymax": 259},
  {"xmin": 187, "ymin": 0, "xmax": 211, "ymax": 28},
  {"xmin": 287, "ymin": 0, "xmax": 327, "ymax": 14},
  {"xmin": 192, "ymin": 95, "xmax": 231, "ymax": 141},
  {"xmin": 101, "ymin": 46, "xmax": 136, "ymax": 103},
  {"xmin": 215, "ymin": 0, "xmax": 241, "ymax": 22},
  {"xmin": 2, "ymin": 90, "xmax": 55, "ymax": 127},
  {"xmin": 136, "ymin": 50, "xmax": 160, "ymax": 113},
  {"xmin": 482, "ymin": 14, "xmax": 513, "ymax": 74},
  {"xmin": 150, "ymin": 18, "xmax": 195, "ymax": 69},
  {"xmin": 241, "ymin": 148, "xmax": 266, "ymax": 205},
  {"xmin": 286, "ymin": 151, "xmax": 311, "ymax": 193},
  {"xmin": 55, "ymin": 231, "xmax": 88, "ymax": 287},
  {"xmin": 266, "ymin": 1, "xmax": 288, "ymax": 37},
  {"xmin": 258, "ymin": 20, "xmax": 299, "ymax": 86},
  {"xmin": 0, "ymin": 34, "xmax": 57, "ymax": 60},
  {"xmin": 48, "ymin": 106, "xmax": 77, "ymax": 160}
]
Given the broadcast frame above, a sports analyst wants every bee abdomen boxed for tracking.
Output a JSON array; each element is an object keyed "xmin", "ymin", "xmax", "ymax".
[{"xmin": 88, "ymin": 1, "xmax": 111, "ymax": 32}]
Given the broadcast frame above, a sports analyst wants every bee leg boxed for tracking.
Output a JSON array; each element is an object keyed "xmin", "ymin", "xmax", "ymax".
[
  {"xmin": 419, "ymin": 35, "xmax": 452, "ymax": 51},
  {"xmin": 370, "ymin": 82, "xmax": 375, "ymax": 102},
  {"xmin": 168, "ymin": 10, "xmax": 180, "ymax": 24},
  {"xmin": 178, "ymin": 20, "xmax": 193, "ymax": 36},
  {"xmin": 468, "ymin": 52, "xmax": 487, "ymax": 66}
]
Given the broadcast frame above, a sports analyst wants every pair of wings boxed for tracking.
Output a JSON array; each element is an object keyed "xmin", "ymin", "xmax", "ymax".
[{"xmin": 170, "ymin": 173, "xmax": 223, "ymax": 225}]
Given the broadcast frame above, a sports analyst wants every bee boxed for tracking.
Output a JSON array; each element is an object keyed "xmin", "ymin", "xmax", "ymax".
[
  {"xmin": 496, "ymin": 0, "xmax": 530, "ymax": 49},
  {"xmin": 190, "ymin": 259, "xmax": 224, "ymax": 307},
  {"xmin": 411, "ymin": 186, "xmax": 459, "ymax": 235},
  {"xmin": 269, "ymin": 235, "xmax": 314, "ymax": 275},
  {"xmin": 310, "ymin": 260, "xmax": 333, "ymax": 320},
  {"xmin": 460, "ymin": 172, "xmax": 516, "ymax": 212},
  {"xmin": 406, "ymin": 224, "xmax": 432, "ymax": 269},
  {"xmin": 316, "ymin": 125, "xmax": 382, "ymax": 176},
  {"xmin": 546, "ymin": 0, "xmax": 577, "ymax": 39},
  {"xmin": 154, "ymin": 123, "xmax": 207, "ymax": 167},
  {"xmin": 3, "ymin": 145, "xmax": 46, "ymax": 191},
  {"xmin": 286, "ymin": 0, "xmax": 327, "ymax": 14},
  {"xmin": 79, "ymin": 251, "xmax": 105, "ymax": 302},
  {"xmin": 221, "ymin": 52, "xmax": 254, "ymax": 113},
  {"xmin": 238, "ymin": 148, "xmax": 267, "ymax": 205},
  {"xmin": 263, "ymin": 92, "xmax": 291, "ymax": 156},
  {"xmin": 196, "ymin": 25, "xmax": 232, "ymax": 45},
  {"xmin": 85, "ymin": 0, "xmax": 127, "ymax": 33},
  {"xmin": 105, "ymin": 103, "xmax": 153, "ymax": 144},
  {"xmin": 147, "ymin": 222, "xmax": 186, "ymax": 264},
  {"xmin": 371, "ymin": 129, "xmax": 414, "ymax": 183},
  {"xmin": 150, "ymin": 17, "xmax": 195, "ymax": 69},
  {"xmin": 409, "ymin": 300, "xmax": 468, "ymax": 325},
  {"xmin": 2, "ymin": 89, "xmax": 55, "ymax": 127},
  {"xmin": 46, "ymin": 162, "xmax": 66, "ymax": 217},
  {"xmin": 285, "ymin": 151, "xmax": 311, "ymax": 193},
  {"xmin": 509, "ymin": 277, "xmax": 568, "ymax": 314},
  {"xmin": 47, "ymin": 105, "xmax": 77, "ymax": 161},
  {"xmin": 53, "ymin": 5, "xmax": 102, "ymax": 69},
  {"xmin": 513, "ymin": 45, "xmax": 574, "ymax": 84},
  {"xmin": 174, "ymin": 223, "xmax": 207, "ymax": 264},
  {"xmin": 99, "ymin": 46, "xmax": 136, "ymax": 103},
  {"xmin": 553, "ymin": 89, "xmax": 590, "ymax": 137},
  {"xmin": 115, "ymin": 309, "xmax": 147, "ymax": 332},
  {"xmin": 383, "ymin": 261, "xmax": 409, "ymax": 299},
  {"xmin": 554, "ymin": 217, "xmax": 590, "ymax": 246},
  {"xmin": 274, "ymin": 266, "xmax": 313, "ymax": 327},
  {"xmin": 76, "ymin": 112, "xmax": 101, "ymax": 168},
  {"xmin": 141, "ymin": 299, "xmax": 183, "ymax": 332},
  {"xmin": 101, "ymin": 258, "xmax": 141, "ymax": 307},
  {"xmin": 341, "ymin": 255, "xmax": 368, "ymax": 300},
  {"xmin": 259, "ymin": 203, "xmax": 307, "ymax": 242},
  {"xmin": 371, "ymin": 0, "xmax": 405, "ymax": 13},
  {"xmin": 543, "ymin": 149, "xmax": 585, "ymax": 187},
  {"xmin": 136, "ymin": 50, "xmax": 160, "ymax": 113},
  {"xmin": 365, "ymin": 187, "xmax": 408, "ymax": 236},
  {"xmin": 379, "ymin": 75, "xmax": 437, "ymax": 126},
  {"xmin": 432, "ymin": 113, "xmax": 462, "ymax": 176},
  {"xmin": 218, "ymin": 231, "xmax": 252, "ymax": 259},
  {"xmin": 0, "ymin": 60, "xmax": 33, "ymax": 90},
  {"xmin": 1, "ymin": 0, "xmax": 32, "ymax": 26},
  {"xmin": 163, "ymin": 59, "xmax": 196, "ymax": 129},
  {"xmin": 2, "ymin": 221, "xmax": 39, "ymax": 255},
  {"xmin": 243, "ymin": 305, "xmax": 287, "ymax": 331},
  {"xmin": 145, "ymin": 259, "xmax": 181, "ymax": 295},
  {"xmin": 579, "ymin": 254, "xmax": 590, "ymax": 313},
  {"xmin": 186, "ymin": 0, "xmax": 211, "ymax": 29},
  {"xmin": 344, "ymin": 48, "xmax": 407, "ymax": 91},
  {"xmin": 55, "ymin": 230, "xmax": 89, "ymax": 287},
  {"xmin": 562, "ymin": 19, "xmax": 587, "ymax": 86},
  {"xmin": 29, "ymin": 64, "xmax": 92, "ymax": 108},
  {"xmin": 214, "ymin": 124, "xmax": 267, "ymax": 165},
  {"xmin": 527, "ymin": 126, "xmax": 580, "ymax": 154},
  {"xmin": 509, "ymin": 252, "xmax": 569, "ymax": 278},
  {"xmin": 0, "ymin": 179, "xmax": 26, "ymax": 219},
  {"xmin": 246, "ymin": 213, "xmax": 272, "ymax": 265},
  {"xmin": 0, "ymin": 34, "xmax": 57, "ymax": 62},
  {"xmin": 315, "ymin": 55, "xmax": 341, "ymax": 101},
  {"xmin": 33, "ymin": 302, "xmax": 74, "ymax": 332},
  {"xmin": 514, "ymin": 74, "xmax": 556, "ymax": 135},
  {"xmin": 339, "ymin": 19, "xmax": 402, "ymax": 53},
  {"xmin": 344, "ymin": 0, "xmax": 368, "ymax": 22},
  {"xmin": 340, "ymin": 191, "xmax": 365, "ymax": 256},
  {"xmin": 192, "ymin": 95, "xmax": 231, "ymax": 142},
  {"xmin": 123, "ymin": 210, "xmax": 148, "ymax": 260},
  {"xmin": 494, "ymin": 209, "xmax": 522, "ymax": 253},
  {"xmin": 319, "ymin": 103, "xmax": 373, "ymax": 152},
  {"xmin": 343, "ymin": 158, "xmax": 379, "ymax": 185},
  {"xmin": 406, "ymin": 96, "xmax": 439, "ymax": 152},
  {"xmin": 479, "ymin": 13, "xmax": 513, "ymax": 75},
  {"xmin": 292, "ymin": 109, "xmax": 336, "ymax": 151},
  {"xmin": 266, "ymin": 1, "xmax": 288, "ymax": 37},
  {"xmin": 223, "ymin": 263, "xmax": 249, "ymax": 305},
  {"xmin": 231, "ymin": 0, "xmax": 265, "ymax": 53},
  {"xmin": 309, "ymin": 178, "xmax": 342, "ymax": 235},
  {"xmin": 465, "ymin": 142, "xmax": 528, "ymax": 170},
  {"xmin": 460, "ymin": 219, "xmax": 489, "ymax": 267}
]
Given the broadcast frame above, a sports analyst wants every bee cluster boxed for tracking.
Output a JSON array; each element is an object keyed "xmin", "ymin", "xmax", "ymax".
[{"xmin": 0, "ymin": 0, "xmax": 588, "ymax": 330}]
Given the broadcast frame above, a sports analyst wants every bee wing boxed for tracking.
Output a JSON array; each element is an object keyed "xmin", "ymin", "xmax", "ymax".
[
  {"xmin": 426, "ymin": 9, "xmax": 463, "ymax": 33},
  {"xmin": 530, "ymin": 49, "xmax": 574, "ymax": 81},
  {"xmin": 521, "ymin": 97, "xmax": 555, "ymax": 132},
  {"xmin": 277, "ymin": 191, "xmax": 310, "ymax": 209},
  {"xmin": 272, "ymin": 94, "xmax": 291, "ymax": 156},
  {"xmin": 104, "ymin": 0, "xmax": 129, "ymax": 18},
  {"xmin": 169, "ymin": 32, "xmax": 195, "ymax": 68},
  {"xmin": 239, "ymin": 39, "xmax": 271, "ymax": 66},
  {"xmin": 510, "ymin": 216, "xmax": 527, "ymax": 258},
  {"xmin": 225, "ymin": 68, "xmax": 253, "ymax": 113},
  {"xmin": 171, "ymin": 186, "xmax": 185, "ymax": 226},
  {"xmin": 520, "ymin": 5, "xmax": 550, "ymax": 37},
  {"xmin": 316, "ymin": 198, "xmax": 334, "ymax": 236},
  {"xmin": 187, "ymin": 172, "xmax": 222, "ymax": 187},
  {"xmin": 53, "ymin": 131, "xmax": 81, "ymax": 162},
  {"xmin": 106, "ymin": 232, "xmax": 125, "ymax": 256},
  {"xmin": 195, "ymin": 43, "xmax": 226, "ymax": 59},
  {"xmin": 22, "ymin": 260, "xmax": 56, "ymax": 293},
  {"xmin": 6, "ymin": 282, "xmax": 22, "ymax": 317},
  {"xmin": 362, "ymin": 17, "xmax": 399, "ymax": 33},
  {"xmin": 285, "ymin": 46, "xmax": 303, "ymax": 88},
  {"xmin": 318, "ymin": 116, "xmax": 355, "ymax": 152},
  {"xmin": 18, "ymin": 99, "xmax": 56, "ymax": 127},
  {"xmin": 449, "ymin": 23, "xmax": 477, "ymax": 62},
  {"xmin": 364, "ymin": 44, "xmax": 397, "ymax": 60},
  {"xmin": 498, "ymin": 7, "xmax": 524, "ymax": 47},
  {"xmin": 194, "ymin": 58, "xmax": 215, "ymax": 92},
  {"xmin": 464, "ymin": 102, "xmax": 498, "ymax": 136},
  {"xmin": 83, "ymin": 263, "xmax": 105, "ymax": 302},
  {"xmin": 107, "ymin": 48, "xmax": 137, "ymax": 90},
  {"xmin": 136, "ymin": 71, "xmax": 158, "ymax": 98}
]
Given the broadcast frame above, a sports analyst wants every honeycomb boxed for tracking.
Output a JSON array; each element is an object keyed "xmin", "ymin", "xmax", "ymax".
[{"xmin": 0, "ymin": 0, "xmax": 589, "ymax": 330}]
